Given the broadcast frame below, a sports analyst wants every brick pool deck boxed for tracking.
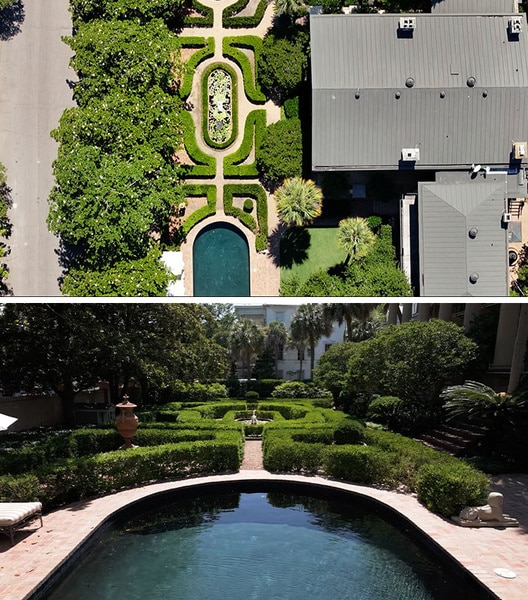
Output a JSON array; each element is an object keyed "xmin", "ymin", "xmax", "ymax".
[{"xmin": 0, "ymin": 440, "xmax": 527, "ymax": 600}]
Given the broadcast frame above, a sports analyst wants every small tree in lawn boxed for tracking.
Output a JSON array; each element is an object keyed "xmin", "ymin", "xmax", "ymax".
[
  {"xmin": 275, "ymin": 177, "xmax": 323, "ymax": 227},
  {"xmin": 337, "ymin": 217, "xmax": 376, "ymax": 264}
]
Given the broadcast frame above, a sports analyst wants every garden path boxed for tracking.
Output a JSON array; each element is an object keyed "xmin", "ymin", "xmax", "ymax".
[
  {"xmin": 240, "ymin": 438, "xmax": 265, "ymax": 469},
  {"xmin": 178, "ymin": 0, "xmax": 281, "ymax": 296}
]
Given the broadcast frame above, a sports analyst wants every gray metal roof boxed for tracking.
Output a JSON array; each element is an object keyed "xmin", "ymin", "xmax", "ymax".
[
  {"xmin": 311, "ymin": 13, "xmax": 528, "ymax": 170},
  {"xmin": 431, "ymin": 0, "xmax": 518, "ymax": 14},
  {"xmin": 418, "ymin": 178, "xmax": 509, "ymax": 295}
]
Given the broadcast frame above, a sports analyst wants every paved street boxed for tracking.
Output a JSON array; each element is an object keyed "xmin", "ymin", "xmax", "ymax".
[{"xmin": 0, "ymin": 0, "xmax": 74, "ymax": 295}]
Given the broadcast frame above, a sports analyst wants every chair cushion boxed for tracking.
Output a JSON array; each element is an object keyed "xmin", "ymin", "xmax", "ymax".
[{"xmin": 0, "ymin": 502, "xmax": 42, "ymax": 526}]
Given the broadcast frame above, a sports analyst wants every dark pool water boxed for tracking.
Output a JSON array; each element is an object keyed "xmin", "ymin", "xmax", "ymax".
[
  {"xmin": 193, "ymin": 223, "xmax": 250, "ymax": 296},
  {"xmin": 47, "ymin": 491, "xmax": 481, "ymax": 600}
]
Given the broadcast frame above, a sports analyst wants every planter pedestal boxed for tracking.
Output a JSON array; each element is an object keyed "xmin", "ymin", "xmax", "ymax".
[{"xmin": 115, "ymin": 395, "xmax": 138, "ymax": 450}]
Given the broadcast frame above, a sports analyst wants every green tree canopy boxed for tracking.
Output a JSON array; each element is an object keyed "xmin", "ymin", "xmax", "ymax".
[
  {"xmin": 257, "ymin": 31, "xmax": 309, "ymax": 101},
  {"xmin": 0, "ymin": 304, "xmax": 228, "ymax": 423},
  {"xmin": 66, "ymin": 19, "xmax": 178, "ymax": 106},
  {"xmin": 69, "ymin": 0, "xmax": 183, "ymax": 24},
  {"xmin": 275, "ymin": 177, "xmax": 322, "ymax": 227},
  {"xmin": 229, "ymin": 318, "xmax": 265, "ymax": 379},
  {"xmin": 257, "ymin": 118, "xmax": 302, "ymax": 183}
]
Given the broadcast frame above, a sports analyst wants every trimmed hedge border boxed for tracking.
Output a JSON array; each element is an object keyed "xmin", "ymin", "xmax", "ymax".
[
  {"xmin": 223, "ymin": 110, "xmax": 266, "ymax": 178},
  {"xmin": 202, "ymin": 62, "xmax": 239, "ymax": 150},
  {"xmin": 223, "ymin": 183, "xmax": 268, "ymax": 251},
  {"xmin": 222, "ymin": 0, "xmax": 269, "ymax": 28},
  {"xmin": 177, "ymin": 36, "xmax": 215, "ymax": 100},
  {"xmin": 180, "ymin": 183, "xmax": 217, "ymax": 236},
  {"xmin": 222, "ymin": 36, "xmax": 265, "ymax": 103},
  {"xmin": 183, "ymin": 0, "xmax": 214, "ymax": 27},
  {"xmin": 180, "ymin": 111, "xmax": 216, "ymax": 178}
]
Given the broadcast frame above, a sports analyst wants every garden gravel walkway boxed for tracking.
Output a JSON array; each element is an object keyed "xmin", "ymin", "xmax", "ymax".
[
  {"xmin": 240, "ymin": 438, "xmax": 265, "ymax": 470},
  {"xmin": 179, "ymin": 0, "xmax": 281, "ymax": 296}
]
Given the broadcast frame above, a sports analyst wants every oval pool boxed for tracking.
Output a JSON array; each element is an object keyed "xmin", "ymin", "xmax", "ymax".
[
  {"xmin": 193, "ymin": 223, "xmax": 250, "ymax": 296},
  {"xmin": 43, "ymin": 481, "xmax": 488, "ymax": 600}
]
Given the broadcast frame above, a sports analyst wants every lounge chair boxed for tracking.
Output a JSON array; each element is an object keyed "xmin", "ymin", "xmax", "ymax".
[{"xmin": 0, "ymin": 502, "xmax": 43, "ymax": 546}]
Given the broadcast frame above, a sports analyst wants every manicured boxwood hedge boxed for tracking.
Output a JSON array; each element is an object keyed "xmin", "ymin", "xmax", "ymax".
[
  {"xmin": 223, "ymin": 110, "xmax": 266, "ymax": 178},
  {"xmin": 184, "ymin": 0, "xmax": 214, "ymax": 27},
  {"xmin": 222, "ymin": 36, "xmax": 265, "ymax": 103},
  {"xmin": 179, "ymin": 184, "xmax": 217, "ymax": 236},
  {"xmin": 180, "ymin": 112, "xmax": 216, "ymax": 178},
  {"xmin": 223, "ymin": 183, "xmax": 268, "ymax": 251},
  {"xmin": 222, "ymin": 0, "xmax": 269, "ymax": 28},
  {"xmin": 177, "ymin": 36, "xmax": 215, "ymax": 99},
  {"xmin": 0, "ymin": 430, "xmax": 244, "ymax": 509},
  {"xmin": 202, "ymin": 62, "xmax": 239, "ymax": 150}
]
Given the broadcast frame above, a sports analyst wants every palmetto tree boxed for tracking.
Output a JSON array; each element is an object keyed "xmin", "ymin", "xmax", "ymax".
[
  {"xmin": 275, "ymin": 177, "xmax": 323, "ymax": 228},
  {"xmin": 265, "ymin": 320, "xmax": 288, "ymax": 378},
  {"xmin": 229, "ymin": 318, "xmax": 265, "ymax": 379},
  {"xmin": 441, "ymin": 381, "xmax": 520, "ymax": 424},
  {"xmin": 274, "ymin": 0, "xmax": 306, "ymax": 18},
  {"xmin": 322, "ymin": 303, "xmax": 379, "ymax": 342},
  {"xmin": 337, "ymin": 217, "xmax": 375, "ymax": 263},
  {"xmin": 290, "ymin": 304, "xmax": 333, "ymax": 378}
]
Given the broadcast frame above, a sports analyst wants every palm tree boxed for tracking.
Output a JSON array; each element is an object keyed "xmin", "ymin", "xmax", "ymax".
[
  {"xmin": 441, "ymin": 381, "xmax": 518, "ymax": 424},
  {"xmin": 275, "ymin": 177, "xmax": 323, "ymax": 228},
  {"xmin": 229, "ymin": 318, "xmax": 265, "ymax": 379},
  {"xmin": 337, "ymin": 217, "xmax": 375, "ymax": 264},
  {"xmin": 274, "ymin": 0, "xmax": 306, "ymax": 18},
  {"xmin": 290, "ymin": 304, "xmax": 333, "ymax": 378},
  {"xmin": 265, "ymin": 321, "xmax": 288, "ymax": 378},
  {"xmin": 322, "ymin": 303, "xmax": 379, "ymax": 342}
]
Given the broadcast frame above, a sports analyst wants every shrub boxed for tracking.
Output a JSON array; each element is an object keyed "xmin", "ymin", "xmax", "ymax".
[
  {"xmin": 333, "ymin": 420, "xmax": 366, "ymax": 445},
  {"xmin": 246, "ymin": 378, "xmax": 282, "ymax": 398},
  {"xmin": 245, "ymin": 390, "xmax": 259, "ymax": 399},
  {"xmin": 271, "ymin": 381, "xmax": 331, "ymax": 399},
  {"xmin": 0, "ymin": 474, "xmax": 41, "ymax": 502},
  {"xmin": 263, "ymin": 437, "xmax": 324, "ymax": 472},
  {"xmin": 322, "ymin": 445, "xmax": 396, "ymax": 485},
  {"xmin": 243, "ymin": 199, "xmax": 254, "ymax": 213},
  {"xmin": 283, "ymin": 97, "xmax": 299, "ymax": 119},
  {"xmin": 223, "ymin": 110, "xmax": 266, "ymax": 178},
  {"xmin": 180, "ymin": 114, "xmax": 216, "ymax": 178},
  {"xmin": 169, "ymin": 380, "xmax": 228, "ymax": 402},
  {"xmin": 222, "ymin": 0, "xmax": 269, "ymax": 28},
  {"xmin": 257, "ymin": 118, "xmax": 302, "ymax": 183},
  {"xmin": 415, "ymin": 461, "xmax": 489, "ymax": 517},
  {"xmin": 177, "ymin": 37, "xmax": 215, "ymax": 99},
  {"xmin": 367, "ymin": 396, "xmax": 402, "ymax": 428},
  {"xmin": 257, "ymin": 402, "xmax": 309, "ymax": 420},
  {"xmin": 183, "ymin": 0, "xmax": 214, "ymax": 27},
  {"xmin": 223, "ymin": 184, "xmax": 268, "ymax": 251},
  {"xmin": 222, "ymin": 36, "xmax": 265, "ymax": 103}
]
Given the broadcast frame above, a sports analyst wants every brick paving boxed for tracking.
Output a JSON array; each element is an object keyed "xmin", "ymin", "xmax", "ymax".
[{"xmin": 1, "ymin": 438, "xmax": 527, "ymax": 600}]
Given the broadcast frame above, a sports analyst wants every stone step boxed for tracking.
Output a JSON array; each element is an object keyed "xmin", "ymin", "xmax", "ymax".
[{"xmin": 416, "ymin": 422, "xmax": 489, "ymax": 456}]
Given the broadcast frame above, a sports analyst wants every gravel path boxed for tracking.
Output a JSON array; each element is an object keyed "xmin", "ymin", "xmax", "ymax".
[{"xmin": 240, "ymin": 439, "xmax": 265, "ymax": 470}]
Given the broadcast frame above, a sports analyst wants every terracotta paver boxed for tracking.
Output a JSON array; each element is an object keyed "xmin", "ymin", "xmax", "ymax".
[{"xmin": 1, "ymin": 443, "xmax": 527, "ymax": 600}]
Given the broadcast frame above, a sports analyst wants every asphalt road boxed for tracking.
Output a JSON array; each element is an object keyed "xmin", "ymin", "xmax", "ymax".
[{"xmin": 0, "ymin": 0, "xmax": 75, "ymax": 296}]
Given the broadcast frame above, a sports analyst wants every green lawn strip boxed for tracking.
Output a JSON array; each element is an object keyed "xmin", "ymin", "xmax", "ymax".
[
  {"xmin": 180, "ymin": 111, "xmax": 216, "ymax": 178},
  {"xmin": 223, "ymin": 109, "xmax": 266, "ymax": 177},
  {"xmin": 222, "ymin": 36, "xmax": 265, "ymax": 103},
  {"xmin": 223, "ymin": 183, "xmax": 268, "ymax": 251},
  {"xmin": 280, "ymin": 227, "xmax": 345, "ymax": 284},
  {"xmin": 222, "ymin": 0, "xmax": 269, "ymax": 28},
  {"xmin": 181, "ymin": 183, "xmax": 217, "ymax": 236},
  {"xmin": 177, "ymin": 36, "xmax": 215, "ymax": 100},
  {"xmin": 202, "ymin": 62, "xmax": 239, "ymax": 150}
]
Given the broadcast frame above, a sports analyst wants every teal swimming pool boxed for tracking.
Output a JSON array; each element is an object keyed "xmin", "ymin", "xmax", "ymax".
[
  {"xmin": 43, "ymin": 482, "xmax": 489, "ymax": 600},
  {"xmin": 193, "ymin": 223, "xmax": 250, "ymax": 296}
]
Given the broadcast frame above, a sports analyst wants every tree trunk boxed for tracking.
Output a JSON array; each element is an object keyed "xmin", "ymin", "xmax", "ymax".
[{"xmin": 507, "ymin": 304, "xmax": 528, "ymax": 394}]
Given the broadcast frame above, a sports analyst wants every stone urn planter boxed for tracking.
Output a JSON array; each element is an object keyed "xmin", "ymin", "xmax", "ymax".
[{"xmin": 115, "ymin": 395, "xmax": 138, "ymax": 449}]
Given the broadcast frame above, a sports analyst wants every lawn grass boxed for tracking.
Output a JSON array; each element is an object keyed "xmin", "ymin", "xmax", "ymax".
[{"xmin": 280, "ymin": 227, "xmax": 345, "ymax": 284}]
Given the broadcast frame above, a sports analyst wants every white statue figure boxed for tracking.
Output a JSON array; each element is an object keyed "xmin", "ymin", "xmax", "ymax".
[
  {"xmin": 454, "ymin": 492, "xmax": 519, "ymax": 527},
  {"xmin": 250, "ymin": 410, "xmax": 258, "ymax": 425}
]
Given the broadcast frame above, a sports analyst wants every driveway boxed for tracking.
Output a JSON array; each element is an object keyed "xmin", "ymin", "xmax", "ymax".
[{"xmin": 0, "ymin": 0, "xmax": 74, "ymax": 296}]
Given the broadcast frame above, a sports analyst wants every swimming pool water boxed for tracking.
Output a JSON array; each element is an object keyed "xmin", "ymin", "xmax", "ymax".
[
  {"xmin": 47, "ymin": 491, "xmax": 481, "ymax": 600},
  {"xmin": 193, "ymin": 223, "xmax": 250, "ymax": 296}
]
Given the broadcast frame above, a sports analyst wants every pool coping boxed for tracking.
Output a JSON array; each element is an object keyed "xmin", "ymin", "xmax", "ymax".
[{"xmin": 1, "ymin": 471, "xmax": 527, "ymax": 600}]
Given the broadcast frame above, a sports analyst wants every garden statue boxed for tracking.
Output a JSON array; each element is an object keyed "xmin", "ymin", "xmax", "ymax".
[
  {"xmin": 250, "ymin": 410, "xmax": 258, "ymax": 425},
  {"xmin": 115, "ymin": 395, "xmax": 139, "ymax": 449},
  {"xmin": 453, "ymin": 492, "xmax": 519, "ymax": 527}
]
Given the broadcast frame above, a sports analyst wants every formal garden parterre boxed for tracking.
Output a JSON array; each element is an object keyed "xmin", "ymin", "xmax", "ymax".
[{"xmin": 44, "ymin": 0, "xmax": 416, "ymax": 296}]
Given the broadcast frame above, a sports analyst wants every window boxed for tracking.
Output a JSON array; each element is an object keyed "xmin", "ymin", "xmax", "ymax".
[
  {"xmin": 324, "ymin": 343, "xmax": 334, "ymax": 352},
  {"xmin": 297, "ymin": 348, "xmax": 305, "ymax": 361}
]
